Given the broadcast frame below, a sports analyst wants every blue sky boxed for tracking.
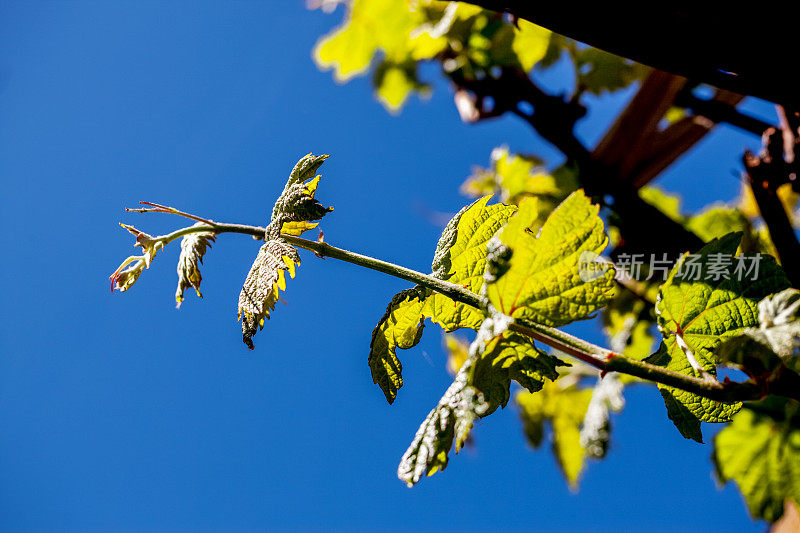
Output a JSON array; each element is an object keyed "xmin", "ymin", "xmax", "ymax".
[{"xmin": 0, "ymin": 2, "xmax": 776, "ymax": 531}]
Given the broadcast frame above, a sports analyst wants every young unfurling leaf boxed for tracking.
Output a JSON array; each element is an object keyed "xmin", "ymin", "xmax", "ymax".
[
  {"xmin": 237, "ymin": 153, "xmax": 333, "ymax": 349},
  {"xmin": 397, "ymin": 360, "xmax": 474, "ymax": 487},
  {"xmin": 718, "ymin": 288, "xmax": 800, "ymax": 370},
  {"xmin": 109, "ymin": 224, "xmax": 165, "ymax": 293},
  {"xmin": 398, "ymin": 312, "xmax": 566, "ymax": 486},
  {"xmin": 175, "ymin": 225, "xmax": 216, "ymax": 308},
  {"xmin": 238, "ymin": 240, "xmax": 300, "ymax": 350}
]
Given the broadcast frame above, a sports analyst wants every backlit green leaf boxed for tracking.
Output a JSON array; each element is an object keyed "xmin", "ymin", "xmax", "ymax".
[
  {"xmin": 517, "ymin": 381, "xmax": 594, "ymax": 488},
  {"xmin": 423, "ymin": 196, "xmax": 517, "ymax": 331},
  {"xmin": 713, "ymin": 401, "xmax": 800, "ymax": 523},
  {"xmin": 486, "ymin": 191, "xmax": 616, "ymax": 326},
  {"xmin": 475, "ymin": 332, "xmax": 566, "ymax": 412},
  {"xmin": 313, "ymin": 0, "xmax": 448, "ymax": 110},
  {"xmin": 512, "ymin": 20, "xmax": 551, "ymax": 71},
  {"xmin": 648, "ymin": 233, "xmax": 790, "ymax": 437},
  {"xmin": 368, "ymin": 197, "xmax": 516, "ymax": 402},
  {"xmin": 368, "ymin": 288, "xmax": 427, "ymax": 403}
]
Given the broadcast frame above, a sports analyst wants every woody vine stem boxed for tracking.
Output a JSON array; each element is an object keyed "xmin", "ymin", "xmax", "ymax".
[{"xmin": 124, "ymin": 202, "xmax": 800, "ymax": 405}]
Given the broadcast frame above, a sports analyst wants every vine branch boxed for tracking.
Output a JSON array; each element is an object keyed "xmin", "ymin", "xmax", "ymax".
[{"xmin": 127, "ymin": 211, "xmax": 800, "ymax": 405}]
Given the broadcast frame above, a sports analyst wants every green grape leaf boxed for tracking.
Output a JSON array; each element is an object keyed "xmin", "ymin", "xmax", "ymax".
[
  {"xmin": 657, "ymin": 378, "xmax": 703, "ymax": 442},
  {"xmin": 639, "ymin": 186, "xmax": 762, "ymax": 252},
  {"xmin": 517, "ymin": 382, "xmax": 594, "ymax": 488},
  {"xmin": 368, "ymin": 288, "xmax": 427, "ymax": 403},
  {"xmin": 717, "ymin": 288, "xmax": 800, "ymax": 373},
  {"xmin": 648, "ymin": 233, "xmax": 790, "ymax": 437},
  {"xmin": 686, "ymin": 206, "xmax": 751, "ymax": 243},
  {"xmin": 512, "ymin": 20, "xmax": 551, "ymax": 71},
  {"xmin": 175, "ymin": 225, "xmax": 216, "ymax": 307},
  {"xmin": 313, "ymin": 0, "xmax": 448, "ymax": 111},
  {"xmin": 374, "ymin": 60, "xmax": 429, "ymax": 111},
  {"xmin": 368, "ymin": 197, "xmax": 516, "ymax": 402},
  {"xmin": 423, "ymin": 196, "xmax": 517, "ymax": 331},
  {"xmin": 474, "ymin": 332, "xmax": 567, "ymax": 412},
  {"xmin": 486, "ymin": 190, "xmax": 616, "ymax": 326},
  {"xmin": 713, "ymin": 402, "xmax": 800, "ymax": 523},
  {"xmin": 461, "ymin": 147, "xmax": 577, "ymax": 214}
]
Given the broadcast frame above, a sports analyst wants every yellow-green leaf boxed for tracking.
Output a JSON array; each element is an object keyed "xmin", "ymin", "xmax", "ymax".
[
  {"xmin": 474, "ymin": 332, "xmax": 566, "ymax": 413},
  {"xmin": 368, "ymin": 288, "xmax": 427, "ymax": 403},
  {"xmin": 649, "ymin": 232, "xmax": 790, "ymax": 438},
  {"xmin": 368, "ymin": 197, "xmax": 516, "ymax": 402},
  {"xmin": 313, "ymin": 0, "xmax": 447, "ymax": 109},
  {"xmin": 714, "ymin": 402, "xmax": 800, "ymax": 523},
  {"xmin": 512, "ymin": 20, "xmax": 551, "ymax": 71},
  {"xmin": 486, "ymin": 190, "xmax": 616, "ymax": 326},
  {"xmin": 423, "ymin": 196, "xmax": 517, "ymax": 331},
  {"xmin": 517, "ymin": 382, "xmax": 594, "ymax": 489}
]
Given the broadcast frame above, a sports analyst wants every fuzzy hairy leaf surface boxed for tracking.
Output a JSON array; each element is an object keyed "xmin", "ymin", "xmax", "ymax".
[
  {"xmin": 517, "ymin": 382, "xmax": 594, "ymax": 488},
  {"xmin": 237, "ymin": 154, "xmax": 332, "ymax": 349},
  {"xmin": 649, "ymin": 233, "xmax": 790, "ymax": 438},
  {"xmin": 368, "ymin": 288, "xmax": 427, "ymax": 403},
  {"xmin": 486, "ymin": 191, "xmax": 616, "ymax": 326},
  {"xmin": 175, "ymin": 225, "xmax": 216, "ymax": 307},
  {"xmin": 713, "ymin": 402, "xmax": 800, "ymax": 523},
  {"xmin": 237, "ymin": 239, "xmax": 300, "ymax": 350},
  {"xmin": 398, "ymin": 355, "xmax": 483, "ymax": 487},
  {"xmin": 399, "ymin": 317, "xmax": 563, "ymax": 486}
]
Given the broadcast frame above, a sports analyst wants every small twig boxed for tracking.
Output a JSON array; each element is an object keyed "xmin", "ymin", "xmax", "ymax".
[{"xmin": 126, "ymin": 201, "xmax": 216, "ymax": 226}]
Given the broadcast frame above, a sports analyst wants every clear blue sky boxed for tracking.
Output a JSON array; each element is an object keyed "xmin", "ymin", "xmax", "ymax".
[{"xmin": 0, "ymin": 2, "xmax": 776, "ymax": 531}]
